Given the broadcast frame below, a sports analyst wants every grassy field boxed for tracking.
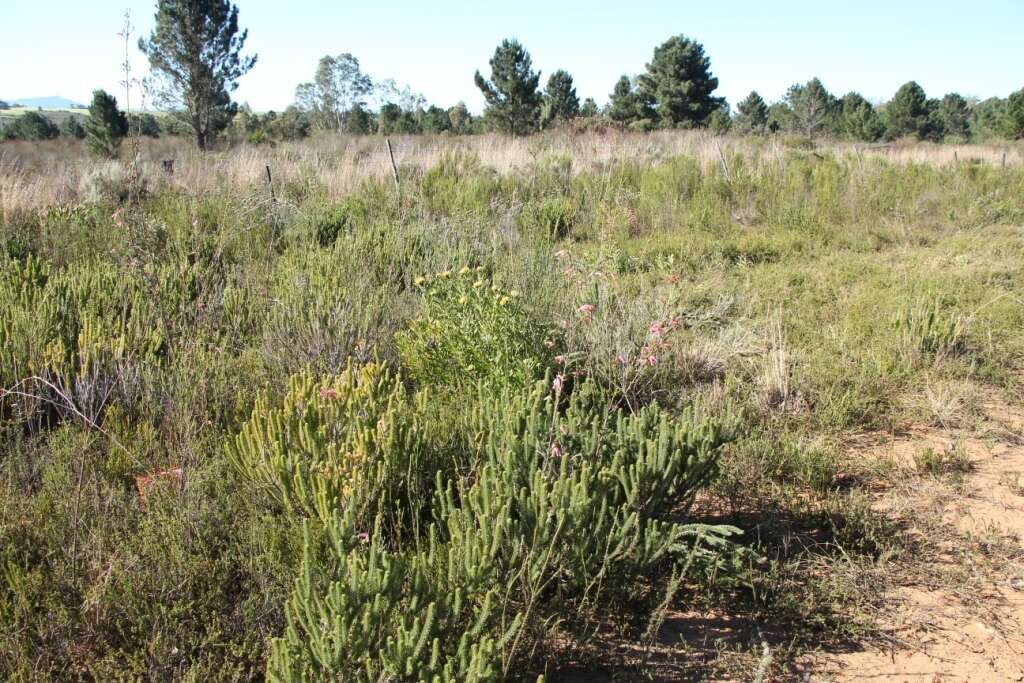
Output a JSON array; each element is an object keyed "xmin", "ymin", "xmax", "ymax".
[{"xmin": 1, "ymin": 129, "xmax": 1023, "ymax": 680}]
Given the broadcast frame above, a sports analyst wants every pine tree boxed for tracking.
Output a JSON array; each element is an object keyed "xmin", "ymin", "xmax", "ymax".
[
  {"xmin": 884, "ymin": 81, "xmax": 931, "ymax": 140},
  {"xmin": 84, "ymin": 90, "xmax": 129, "ymax": 158},
  {"xmin": 607, "ymin": 75, "xmax": 653, "ymax": 127},
  {"xmin": 934, "ymin": 93, "xmax": 971, "ymax": 141},
  {"xmin": 1003, "ymin": 88, "xmax": 1024, "ymax": 140},
  {"xmin": 139, "ymin": 0, "xmax": 256, "ymax": 150},
  {"xmin": 839, "ymin": 92, "xmax": 884, "ymax": 142},
  {"xmin": 735, "ymin": 91, "xmax": 768, "ymax": 134},
  {"xmin": 637, "ymin": 35, "xmax": 724, "ymax": 128},
  {"xmin": 474, "ymin": 39, "xmax": 542, "ymax": 136},
  {"xmin": 540, "ymin": 69, "xmax": 580, "ymax": 128},
  {"xmin": 785, "ymin": 78, "xmax": 838, "ymax": 138},
  {"xmin": 579, "ymin": 97, "xmax": 600, "ymax": 118}
]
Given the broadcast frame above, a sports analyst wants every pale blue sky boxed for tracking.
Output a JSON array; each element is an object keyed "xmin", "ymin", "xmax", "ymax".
[{"xmin": 3, "ymin": 1, "xmax": 1022, "ymax": 113}]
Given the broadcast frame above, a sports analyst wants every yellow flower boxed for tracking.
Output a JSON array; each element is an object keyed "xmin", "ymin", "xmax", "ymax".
[
  {"xmin": 438, "ymin": 270, "xmax": 451, "ymax": 278},
  {"xmin": 459, "ymin": 266, "xmax": 471, "ymax": 275},
  {"xmin": 414, "ymin": 276, "xmax": 426, "ymax": 285},
  {"xmin": 475, "ymin": 265, "xmax": 484, "ymax": 272},
  {"xmin": 458, "ymin": 295, "xmax": 468, "ymax": 305},
  {"xmin": 499, "ymin": 296, "xmax": 510, "ymax": 306},
  {"xmin": 509, "ymin": 290, "xmax": 521, "ymax": 298},
  {"xmin": 473, "ymin": 279, "xmax": 485, "ymax": 288}
]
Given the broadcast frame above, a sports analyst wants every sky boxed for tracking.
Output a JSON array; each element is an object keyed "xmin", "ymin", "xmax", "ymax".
[{"xmin": 2, "ymin": 1, "xmax": 1023, "ymax": 113}]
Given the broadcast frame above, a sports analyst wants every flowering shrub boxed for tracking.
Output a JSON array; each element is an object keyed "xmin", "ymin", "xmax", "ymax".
[{"xmin": 396, "ymin": 267, "xmax": 553, "ymax": 392}]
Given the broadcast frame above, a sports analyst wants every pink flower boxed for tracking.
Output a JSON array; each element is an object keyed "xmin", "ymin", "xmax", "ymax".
[
  {"xmin": 554, "ymin": 355, "xmax": 567, "ymax": 365},
  {"xmin": 649, "ymin": 323, "xmax": 664, "ymax": 338},
  {"xmin": 319, "ymin": 387, "xmax": 339, "ymax": 400},
  {"xmin": 646, "ymin": 355, "xmax": 658, "ymax": 366},
  {"xmin": 617, "ymin": 354, "xmax": 628, "ymax": 365},
  {"xmin": 555, "ymin": 249, "xmax": 569, "ymax": 260},
  {"xmin": 578, "ymin": 304, "xmax": 595, "ymax": 317},
  {"xmin": 552, "ymin": 374, "xmax": 565, "ymax": 392},
  {"xmin": 550, "ymin": 443, "xmax": 562, "ymax": 457},
  {"xmin": 355, "ymin": 532, "xmax": 370, "ymax": 543}
]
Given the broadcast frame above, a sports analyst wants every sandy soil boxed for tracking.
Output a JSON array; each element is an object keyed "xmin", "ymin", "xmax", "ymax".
[{"xmin": 803, "ymin": 399, "xmax": 1024, "ymax": 682}]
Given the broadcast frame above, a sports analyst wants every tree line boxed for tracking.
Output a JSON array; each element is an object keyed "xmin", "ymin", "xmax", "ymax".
[{"xmin": 3, "ymin": 0, "xmax": 1023, "ymax": 149}]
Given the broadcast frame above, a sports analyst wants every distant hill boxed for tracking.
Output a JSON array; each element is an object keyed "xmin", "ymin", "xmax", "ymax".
[{"xmin": 9, "ymin": 96, "xmax": 86, "ymax": 109}]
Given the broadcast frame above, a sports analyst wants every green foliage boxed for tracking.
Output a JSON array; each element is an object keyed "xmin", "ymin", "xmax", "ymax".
[
  {"xmin": 892, "ymin": 299, "xmax": 966, "ymax": 361},
  {"xmin": 475, "ymin": 39, "xmax": 542, "ymax": 136},
  {"xmin": 85, "ymin": 89, "xmax": 129, "ymax": 159},
  {"xmin": 139, "ymin": 0, "xmax": 257, "ymax": 149},
  {"xmin": 4, "ymin": 136, "xmax": 1024, "ymax": 679},
  {"xmin": 129, "ymin": 112, "xmax": 162, "ymax": 137},
  {"xmin": 607, "ymin": 75, "xmax": 654, "ymax": 128},
  {"xmin": 707, "ymin": 104, "xmax": 732, "ymax": 135},
  {"xmin": 540, "ymin": 69, "xmax": 580, "ymax": 128},
  {"xmin": 294, "ymin": 53, "xmax": 373, "ymax": 131},
  {"xmin": 785, "ymin": 78, "xmax": 838, "ymax": 138},
  {"xmin": 934, "ymin": 93, "xmax": 971, "ymax": 141},
  {"xmin": 377, "ymin": 102, "xmax": 420, "ymax": 135},
  {"xmin": 397, "ymin": 268, "xmax": 551, "ymax": 392},
  {"xmin": 884, "ymin": 81, "xmax": 932, "ymax": 140},
  {"xmin": 228, "ymin": 362, "xmax": 434, "ymax": 526},
  {"xmin": 448, "ymin": 101, "xmax": 472, "ymax": 133},
  {"xmin": 637, "ymin": 34, "xmax": 724, "ymax": 127},
  {"xmin": 2, "ymin": 111, "xmax": 59, "ymax": 141},
  {"xmin": 0, "ymin": 257, "xmax": 165, "ymax": 424},
  {"xmin": 1003, "ymin": 88, "xmax": 1024, "ymax": 140},
  {"xmin": 735, "ymin": 91, "xmax": 768, "ymax": 134},
  {"xmin": 267, "ymin": 375, "xmax": 739, "ymax": 680},
  {"xmin": 838, "ymin": 92, "xmax": 884, "ymax": 142},
  {"xmin": 59, "ymin": 115, "xmax": 86, "ymax": 139},
  {"xmin": 970, "ymin": 97, "xmax": 1006, "ymax": 141}
]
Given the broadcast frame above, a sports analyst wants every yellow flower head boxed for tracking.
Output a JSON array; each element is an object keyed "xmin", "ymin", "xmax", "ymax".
[
  {"xmin": 414, "ymin": 276, "xmax": 426, "ymax": 285},
  {"xmin": 510, "ymin": 290, "xmax": 521, "ymax": 298},
  {"xmin": 458, "ymin": 295, "xmax": 468, "ymax": 305},
  {"xmin": 473, "ymin": 279, "xmax": 485, "ymax": 288},
  {"xmin": 499, "ymin": 296, "xmax": 510, "ymax": 306},
  {"xmin": 459, "ymin": 266, "xmax": 471, "ymax": 275}
]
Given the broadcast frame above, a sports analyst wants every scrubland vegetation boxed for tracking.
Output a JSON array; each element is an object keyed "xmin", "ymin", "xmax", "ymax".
[
  {"xmin": 3, "ymin": 0, "xmax": 1024, "ymax": 679},
  {"xmin": 2, "ymin": 125, "xmax": 1024, "ymax": 680}
]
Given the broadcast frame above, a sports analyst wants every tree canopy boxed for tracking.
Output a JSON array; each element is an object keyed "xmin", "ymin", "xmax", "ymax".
[
  {"xmin": 474, "ymin": 39, "xmax": 542, "ymax": 136},
  {"xmin": 637, "ymin": 35, "xmax": 723, "ymax": 127},
  {"xmin": 139, "ymin": 0, "xmax": 256, "ymax": 149}
]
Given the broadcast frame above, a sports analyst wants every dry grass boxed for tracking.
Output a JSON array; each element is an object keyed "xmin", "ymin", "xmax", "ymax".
[{"xmin": 3, "ymin": 130, "xmax": 1022, "ymax": 217}]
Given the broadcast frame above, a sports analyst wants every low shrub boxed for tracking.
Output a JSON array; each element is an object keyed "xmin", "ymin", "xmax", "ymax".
[
  {"xmin": 397, "ymin": 268, "xmax": 552, "ymax": 392},
  {"xmin": 266, "ymin": 374, "xmax": 740, "ymax": 680}
]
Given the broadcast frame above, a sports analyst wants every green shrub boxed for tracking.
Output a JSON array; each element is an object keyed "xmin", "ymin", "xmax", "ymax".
[
  {"xmin": 518, "ymin": 193, "xmax": 579, "ymax": 239},
  {"xmin": 228, "ymin": 362, "xmax": 436, "ymax": 528},
  {"xmin": 0, "ymin": 258, "xmax": 164, "ymax": 425},
  {"xmin": 397, "ymin": 268, "xmax": 552, "ymax": 392},
  {"xmin": 267, "ymin": 374, "xmax": 740, "ymax": 680}
]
